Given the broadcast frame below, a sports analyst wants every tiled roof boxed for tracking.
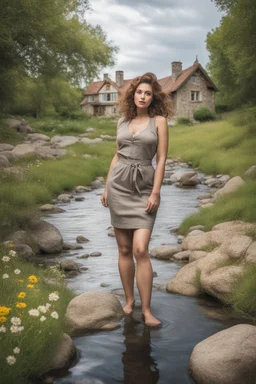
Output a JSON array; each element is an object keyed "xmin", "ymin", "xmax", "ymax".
[{"xmin": 82, "ymin": 63, "xmax": 218, "ymax": 98}]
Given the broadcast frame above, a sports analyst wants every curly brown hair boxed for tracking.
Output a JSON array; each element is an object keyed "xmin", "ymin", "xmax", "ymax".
[{"xmin": 117, "ymin": 72, "xmax": 173, "ymax": 120}]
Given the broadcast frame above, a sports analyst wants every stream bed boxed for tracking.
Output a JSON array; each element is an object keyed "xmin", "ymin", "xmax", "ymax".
[{"xmin": 44, "ymin": 166, "xmax": 240, "ymax": 384}]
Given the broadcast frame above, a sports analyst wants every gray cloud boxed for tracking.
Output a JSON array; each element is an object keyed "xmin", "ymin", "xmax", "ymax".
[{"xmin": 86, "ymin": 0, "xmax": 223, "ymax": 81}]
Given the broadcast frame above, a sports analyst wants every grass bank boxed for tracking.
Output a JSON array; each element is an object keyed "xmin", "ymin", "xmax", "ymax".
[
  {"xmin": 0, "ymin": 243, "xmax": 75, "ymax": 384},
  {"xmin": 168, "ymin": 111, "xmax": 256, "ymax": 235},
  {"xmin": 0, "ymin": 116, "xmax": 117, "ymax": 239}
]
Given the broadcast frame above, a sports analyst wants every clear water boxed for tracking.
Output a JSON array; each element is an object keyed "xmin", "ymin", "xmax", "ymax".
[{"xmin": 44, "ymin": 167, "xmax": 239, "ymax": 384}]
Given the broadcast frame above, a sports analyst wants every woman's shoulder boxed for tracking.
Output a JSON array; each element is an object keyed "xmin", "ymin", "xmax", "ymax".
[
  {"xmin": 117, "ymin": 115, "xmax": 128, "ymax": 128},
  {"xmin": 155, "ymin": 115, "xmax": 167, "ymax": 123}
]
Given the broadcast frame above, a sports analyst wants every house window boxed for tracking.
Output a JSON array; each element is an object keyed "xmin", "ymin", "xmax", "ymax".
[
  {"xmin": 102, "ymin": 93, "xmax": 117, "ymax": 102},
  {"xmin": 191, "ymin": 75, "xmax": 198, "ymax": 84},
  {"xmin": 191, "ymin": 91, "xmax": 200, "ymax": 101},
  {"xmin": 88, "ymin": 96, "xmax": 94, "ymax": 102}
]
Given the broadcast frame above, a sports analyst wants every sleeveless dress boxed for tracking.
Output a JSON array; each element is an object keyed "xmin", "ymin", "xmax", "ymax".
[{"xmin": 107, "ymin": 116, "xmax": 160, "ymax": 230}]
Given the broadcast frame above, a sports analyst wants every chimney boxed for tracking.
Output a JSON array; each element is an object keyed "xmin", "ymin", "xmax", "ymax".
[
  {"xmin": 172, "ymin": 61, "xmax": 182, "ymax": 79},
  {"xmin": 115, "ymin": 70, "xmax": 124, "ymax": 87},
  {"xmin": 103, "ymin": 73, "xmax": 110, "ymax": 80}
]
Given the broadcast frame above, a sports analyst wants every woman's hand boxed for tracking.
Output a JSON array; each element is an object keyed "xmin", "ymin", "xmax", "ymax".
[
  {"xmin": 145, "ymin": 192, "xmax": 160, "ymax": 213},
  {"xmin": 100, "ymin": 189, "xmax": 109, "ymax": 208}
]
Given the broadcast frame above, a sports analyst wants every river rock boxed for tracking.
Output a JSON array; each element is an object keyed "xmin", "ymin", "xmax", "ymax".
[
  {"xmin": 26, "ymin": 219, "xmax": 63, "ymax": 254},
  {"xmin": 35, "ymin": 146, "xmax": 67, "ymax": 159},
  {"xmin": 57, "ymin": 193, "xmax": 72, "ymax": 203},
  {"xmin": 76, "ymin": 236, "xmax": 89, "ymax": 243},
  {"xmin": 0, "ymin": 143, "xmax": 14, "ymax": 152},
  {"xmin": 89, "ymin": 252, "xmax": 102, "ymax": 257},
  {"xmin": 13, "ymin": 244, "xmax": 34, "ymax": 261},
  {"xmin": 59, "ymin": 260, "xmax": 80, "ymax": 272},
  {"xmin": 189, "ymin": 324, "xmax": 256, "ymax": 384},
  {"xmin": 189, "ymin": 251, "xmax": 207, "ymax": 263},
  {"xmin": 166, "ymin": 259, "xmax": 202, "ymax": 296},
  {"xmin": 170, "ymin": 250, "xmax": 190, "ymax": 262},
  {"xmin": 91, "ymin": 180, "xmax": 103, "ymax": 189},
  {"xmin": 12, "ymin": 143, "xmax": 36, "ymax": 158},
  {"xmin": 27, "ymin": 133, "xmax": 50, "ymax": 142},
  {"xmin": 63, "ymin": 243, "xmax": 83, "ymax": 250},
  {"xmin": 7, "ymin": 230, "xmax": 29, "ymax": 245},
  {"xmin": 200, "ymin": 264, "xmax": 245, "ymax": 300},
  {"xmin": 245, "ymin": 164, "xmax": 256, "ymax": 179},
  {"xmin": 80, "ymin": 137, "xmax": 103, "ymax": 144},
  {"xmin": 45, "ymin": 333, "xmax": 76, "ymax": 372},
  {"xmin": 188, "ymin": 225, "xmax": 205, "ymax": 232},
  {"xmin": 74, "ymin": 185, "xmax": 91, "ymax": 193},
  {"xmin": 220, "ymin": 235, "xmax": 252, "ymax": 259},
  {"xmin": 50, "ymin": 135, "xmax": 79, "ymax": 147},
  {"xmin": 4, "ymin": 118, "xmax": 34, "ymax": 133},
  {"xmin": 245, "ymin": 242, "xmax": 256, "ymax": 264},
  {"xmin": 150, "ymin": 246, "xmax": 181, "ymax": 260},
  {"xmin": 0, "ymin": 150, "xmax": 16, "ymax": 160},
  {"xmin": 213, "ymin": 176, "xmax": 245, "ymax": 201},
  {"xmin": 65, "ymin": 292, "xmax": 123, "ymax": 334},
  {"xmin": 40, "ymin": 204, "xmax": 65, "ymax": 213},
  {"xmin": 187, "ymin": 229, "xmax": 205, "ymax": 236},
  {"xmin": 0, "ymin": 155, "xmax": 10, "ymax": 167}
]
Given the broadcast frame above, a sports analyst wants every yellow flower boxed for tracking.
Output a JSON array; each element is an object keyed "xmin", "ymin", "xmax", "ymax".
[
  {"xmin": 16, "ymin": 302, "xmax": 27, "ymax": 309},
  {"xmin": 9, "ymin": 243, "xmax": 15, "ymax": 248},
  {"xmin": 27, "ymin": 284, "xmax": 34, "ymax": 289},
  {"xmin": 0, "ymin": 316, "xmax": 7, "ymax": 322},
  {"xmin": 18, "ymin": 280, "xmax": 24, "ymax": 284},
  {"xmin": 28, "ymin": 275, "xmax": 39, "ymax": 284},
  {"xmin": 0, "ymin": 306, "xmax": 12, "ymax": 315},
  {"xmin": 17, "ymin": 292, "xmax": 26, "ymax": 299}
]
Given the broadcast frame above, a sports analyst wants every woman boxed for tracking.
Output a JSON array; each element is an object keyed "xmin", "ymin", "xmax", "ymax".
[{"xmin": 101, "ymin": 72, "xmax": 172, "ymax": 327}]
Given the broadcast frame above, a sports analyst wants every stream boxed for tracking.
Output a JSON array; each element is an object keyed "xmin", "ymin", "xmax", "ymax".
[{"xmin": 43, "ymin": 165, "xmax": 240, "ymax": 384}]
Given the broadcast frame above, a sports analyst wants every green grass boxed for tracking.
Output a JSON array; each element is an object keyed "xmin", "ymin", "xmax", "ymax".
[
  {"xmin": 199, "ymin": 242, "xmax": 220, "ymax": 252},
  {"xmin": 0, "ymin": 120, "xmax": 24, "ymax": 145},
  {"xmin": 0, "ymin": 244, "xmax": 75, "ymax": 384},
  {"xmin": 222, "ymin": 263, "xmax": 256, "ymax": 320}
]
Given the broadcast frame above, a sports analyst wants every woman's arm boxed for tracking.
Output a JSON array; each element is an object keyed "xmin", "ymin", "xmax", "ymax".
[
  {"xmin": 104, "ymin": 118, "xmax": 122, "ymax": 191},
  {"xmin": 145, "ymin": 115, "xmax": 168, "ymax": 212}
]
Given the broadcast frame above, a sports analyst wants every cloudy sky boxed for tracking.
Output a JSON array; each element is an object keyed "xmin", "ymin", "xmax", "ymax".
[{"xmin": 86, "ymin": 0, "xmax": 223, "ymax": 82}]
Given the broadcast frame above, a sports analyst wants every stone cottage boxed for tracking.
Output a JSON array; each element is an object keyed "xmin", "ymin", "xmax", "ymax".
[{"xmin": 80, "ymin": 58, "xmax": 218, "ymax": 118}]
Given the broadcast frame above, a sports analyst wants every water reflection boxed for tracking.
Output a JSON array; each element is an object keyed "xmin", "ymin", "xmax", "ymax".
[{"xmin": 122, "ymin": 316, "xmax": 160, "ymax": 384}]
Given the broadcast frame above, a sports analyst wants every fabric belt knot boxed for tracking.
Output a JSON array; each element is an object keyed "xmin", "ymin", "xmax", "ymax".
[{"xmin": 119, "ymin": 158, "xmax": 152, "ymax": 196}]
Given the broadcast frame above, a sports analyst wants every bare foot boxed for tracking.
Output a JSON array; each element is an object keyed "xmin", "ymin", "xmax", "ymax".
[
  {"xmin": 142, "ymin": 311, "xmax": 161, "ymax": 327},
  {"xmin": 123, "ymin": 300, "xmax": 135, "ymax": 315}
]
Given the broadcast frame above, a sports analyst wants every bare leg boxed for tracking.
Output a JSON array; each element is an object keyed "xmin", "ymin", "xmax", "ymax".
[
  {"xmin": 133, "ymin": 228, "xmax": 161, "ymax": 327},
  {"xmin": 114, "ymin": 227, "xmax": 135, "ymax": 314}
]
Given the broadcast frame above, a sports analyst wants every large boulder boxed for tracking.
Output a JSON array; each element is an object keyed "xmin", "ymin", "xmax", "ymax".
[
  {"xmin": 200, "ymin": 265, "xmax": 245, "ymax": 300},
  {"xmin": 245, "ymin": 242, "xmax": 256, "ymax": 264},
  {"xmin": 26, "ymin": 219, "xmax": 63, "ymax": 254},
  {"xmin": 150, "ymin": 246, "xmax": 182, "ymax": 260},
  {"xmin": 65, "ymin": 292, "xmax": 123, "ymax": 334},
  {"xmin": 50, "ymin": 135, "xmax": 78, "ymax": 147},
  {"xmin": 45, "ymin": 333, "xmax": 76, "ymax": 372},
  {"xmin": 12, "ymin": 143, "xmax": 36, "ymax": 158},
  {"xmin": 166, "ymin": 259, "xmax": 202, "ymax": 296},
  {"xmin": 0, "ymin": 143, "xmax": 14, "ymax": 152},
  {"xmin": 213, "ymin": 176, "xmax": 245, "ymax": 201},
  {"xmin": 189, "ymin": 324, "xmax": 256, "ymax": 384},
  {"xmin": 0, "ymin": 155, "xmax": 10, "ymax": 168},
  {"xmin": 220, "ymin": 235, "xmax": 252, "ymax": 259}
]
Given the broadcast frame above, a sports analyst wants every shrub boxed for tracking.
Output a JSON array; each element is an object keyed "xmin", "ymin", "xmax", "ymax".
[
  {"xmin": 177, "ymin": 116, "xmax": 193, "ymax": 125},
  {"xmin": 193, "ymin": 106, "xmax": 217, "ymax": 122}
]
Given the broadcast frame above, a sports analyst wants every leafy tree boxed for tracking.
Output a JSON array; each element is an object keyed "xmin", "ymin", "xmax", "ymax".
[
  {"xmin": 0, "ymin": 0, "xmax": 118, "ymax": 111},
  {"xmin": 207, "ymin": 0, "xmax": 256, "ymax": 106}
]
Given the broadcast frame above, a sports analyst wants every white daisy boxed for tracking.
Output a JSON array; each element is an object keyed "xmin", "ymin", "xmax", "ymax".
[
  {"xmin": 13, "ymin": 347, "xmax": 20, "ymax": 354},
  {"xmin": 28, "ymin": 309, "xmax": 40, "ymax": 317},
  {"xmin": 11, "ymin": 317, "xmax": 21, "ymax": 326},
  {"xmin": 6, "ymin": 356, "xmax": 16, "ymax": 365},
  {"xmin": 50, "ymin": 311, "xmax": 59, "ymax": 319},
  {"xmin": 48, "ymin": 292, "xmax": 60, "ymax": 302},
  {"xmin": 38, "ymin": 305, "xmax": 47, "ymax": 313},
  {"xmin": 2, "ymin": 256, "xmax": 10, "ymax": 262},
  {"xmin": 14, "ymin": 269, "xmax": 21, "ymax": 275},
  {"xmin": 9, "ymin": 250, "xmax": 17, "ymax": 257},
  {"xmin": 40, "ymin": 316, "xmax": 46, "ymax": 322},
  {"xmin": 0, "ymin": 325, "xmax": 6, "ymax": 333},
  {"xmin": 3, "ymin": 274, "xmax": 9, "ymax": 279}
]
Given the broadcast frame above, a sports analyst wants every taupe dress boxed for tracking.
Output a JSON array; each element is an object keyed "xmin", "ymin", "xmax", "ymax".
[{"xmin": 107, "ymin": 116, "xmax": 160, "ymax": 230}]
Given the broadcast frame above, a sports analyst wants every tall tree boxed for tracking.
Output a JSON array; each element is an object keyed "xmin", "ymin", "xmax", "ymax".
[
  {"xmin": 0, "ymin": 0, "xmax": 118, "ymax": 111},
  {"xmin": 207, "ymin": 0, "xmax": 256, "ymax": 105}
]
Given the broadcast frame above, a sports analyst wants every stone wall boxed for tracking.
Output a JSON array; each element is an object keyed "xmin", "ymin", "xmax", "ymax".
[{"xmin": 175, "ymin": 70, "xmax": 215, "ymax": 118}]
